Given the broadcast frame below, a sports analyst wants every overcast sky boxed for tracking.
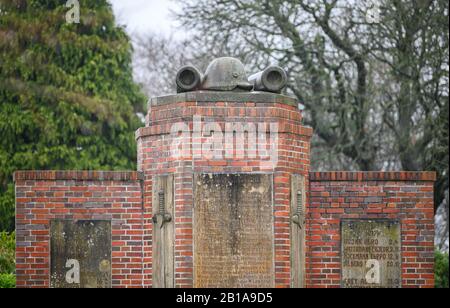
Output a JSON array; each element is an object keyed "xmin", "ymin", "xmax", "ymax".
[{"xmin": 109, "ymin": 0, "xmax": 184, "ymax": 38}]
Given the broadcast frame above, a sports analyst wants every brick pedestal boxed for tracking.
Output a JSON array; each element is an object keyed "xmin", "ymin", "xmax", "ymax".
[
  {"xmin": 136, "ymin": 92, "xmax": 312, "ymax": 288},
  {"xmin": 14, "ymin": 91, "xmax": 436, "ymax": 288}
]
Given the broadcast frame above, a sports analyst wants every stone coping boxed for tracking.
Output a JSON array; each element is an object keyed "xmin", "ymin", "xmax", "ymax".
[
  {"xmin": 309, "ymin": 171, "xmax": 436, "ymax": 182},
  {"xmin": 15, "ymin": 170, "xmax": 435, "ymax": 182},
  {"xmin": 149, "ymin": 91, "xmax": 298, "ymax": 108},
  {"xmin": 13, "ymin": 170, "xmax": 144, "ymax": 182}
]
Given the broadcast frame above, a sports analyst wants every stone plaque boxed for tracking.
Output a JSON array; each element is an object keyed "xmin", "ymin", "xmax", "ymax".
[
  {"xmin": 194, "ymin": 174, "xmax": 274, "ymax": 288},
  {"xmin": 341, "ymin": 219, "xmax": 401, "ymax": 288},
  {"xmin": 50, "ymin": 220, "xmax": 111, "ymax": 288}
]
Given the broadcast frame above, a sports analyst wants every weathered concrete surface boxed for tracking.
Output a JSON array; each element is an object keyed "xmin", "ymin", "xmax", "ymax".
[
  {"xmin": 50, "ymin": 220, "xmax": 111, "ymax": 288},
  {"xmin": 290, "ymin": 174, "xmax": 306, "ymax": 288},
  {"xmin": 341, "ymin": 219, "xmax": 401, "ymax": 288},
  {"xmin": 194, "ymin": 174, "xmax": 274, "ymax": 288},
  {"xmin": 149, "ymin": 91, "xmax": 298, "ymax": 107},
  {"xmin": 152, "ymin": 175, "xmax": 174, "ymax": 288}
]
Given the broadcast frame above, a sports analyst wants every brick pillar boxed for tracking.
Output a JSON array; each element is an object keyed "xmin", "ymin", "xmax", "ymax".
[{"xmin": 136, "ymin": 91, "xmax": 312, "ymax": 288}]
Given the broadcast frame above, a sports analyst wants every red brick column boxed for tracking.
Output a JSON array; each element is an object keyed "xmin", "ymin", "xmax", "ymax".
[
  {"xmin": 308, "ymin": 171, "xmax": 436, "ymax": 288},
  {"xmin": 136, "ymin": 92, "xmax": 312, "ymax": 288}
]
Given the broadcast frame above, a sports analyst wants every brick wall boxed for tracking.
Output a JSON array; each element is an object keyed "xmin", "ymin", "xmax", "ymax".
[
  {"xmin": 14, "ymin": 171, "xmax": 144, "ymax": 288},
  {"xmin": 14, "ymin": 96, "xmax": 436, "ymax": 288},
  {"xmin": 308, "ymin": 171, "xmax": 436, "ymax": 288}
]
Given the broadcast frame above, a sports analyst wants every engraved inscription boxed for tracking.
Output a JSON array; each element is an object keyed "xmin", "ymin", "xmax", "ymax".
[
  {"xmin": 50, "ymin": 220, "xmax": 111, "ymax": 288},
  {"xmin": 194, "ymin": 174, "xmax": 274, "ymax": 288},
  {"xmin": 341, "ymin": 219, "xmax": 401, "ymax": 288}
]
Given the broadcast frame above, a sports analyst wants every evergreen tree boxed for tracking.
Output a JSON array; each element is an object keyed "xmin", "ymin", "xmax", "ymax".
[{"xmin": 0, "ymin": 0, "xmax": 146, "ymax": 231}]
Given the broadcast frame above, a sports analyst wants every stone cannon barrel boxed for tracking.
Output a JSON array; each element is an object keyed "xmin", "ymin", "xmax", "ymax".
[
  {"xmin": 176, "ymin": 65, "xmax": 203, "ymax": 93},
  {"xmin": 248, "ymin": 66, "xmax": 287, "ymax": 93}
]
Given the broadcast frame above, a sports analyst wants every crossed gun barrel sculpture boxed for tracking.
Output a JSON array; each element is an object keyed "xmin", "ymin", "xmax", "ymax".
[{"xmin": 175, "ymin": 57, "xmax": 288, "ymax": 94}]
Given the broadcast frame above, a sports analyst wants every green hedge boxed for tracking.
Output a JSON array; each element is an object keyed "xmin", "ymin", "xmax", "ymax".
[
  {"xmin": 0, "ymin": 273, "xmax": 15, "ymax": 288},
  {"xmin": 435, "ymin": 250, "xmax": 449, "ymax": 288},
  {"xmin": 0, "ymin": 231, "xmax": 15, "ymax": 288},
  {"xmin": 0, "ymin": 231, "xmax": 15, "ymax": 274}
]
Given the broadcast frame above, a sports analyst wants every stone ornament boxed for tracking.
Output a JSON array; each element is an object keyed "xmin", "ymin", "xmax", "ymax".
[
  {"xmin": 176, "ymin": 65, "xmax": 203, "ymax": 93},
  {"xmin": 248, "ymin": 66, "xmax": 287, "ymax": 93},
  {"xmin": 176, "ymin": 57, "xmax": 288, "ymax": 94}
]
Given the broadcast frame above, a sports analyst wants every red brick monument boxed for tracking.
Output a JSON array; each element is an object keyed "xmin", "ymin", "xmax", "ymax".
[{"xmin": 14, "ymin": 57, "xmax": 435, "ymax": 288}]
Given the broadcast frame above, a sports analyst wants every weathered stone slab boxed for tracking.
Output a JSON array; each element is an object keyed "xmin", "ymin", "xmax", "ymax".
[
  {"xmin": 50, "ymin": 220, "xmax": 111, "ymax": 288},
  {"xmin": 290, "ymin": 174, "xmax": 306, "ymax": 288},
  {"xmin": 149, "ymin": 91, "xmax": 298, "ymax": 107},
  {"xmin": 194, "ymin": 174, "xmax": 274, "ymax": 288},
  {"xmin": 152, "ymin": 175, "xmax": 174, "ymax": 288},
  {"xmin": 341, "ymin": 219, "xmax": 401, "ymax": 288}
]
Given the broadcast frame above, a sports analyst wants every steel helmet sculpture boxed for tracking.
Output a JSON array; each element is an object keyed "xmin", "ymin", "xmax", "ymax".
[{"xmin": 175, "ymin": 57, "xmax": 288, "ymax": 93}]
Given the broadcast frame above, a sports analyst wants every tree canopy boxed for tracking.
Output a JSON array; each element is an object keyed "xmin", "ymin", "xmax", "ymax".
[{"xmin": 0, "ymin": 0, "xmax": 145, "ymax": 231}]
